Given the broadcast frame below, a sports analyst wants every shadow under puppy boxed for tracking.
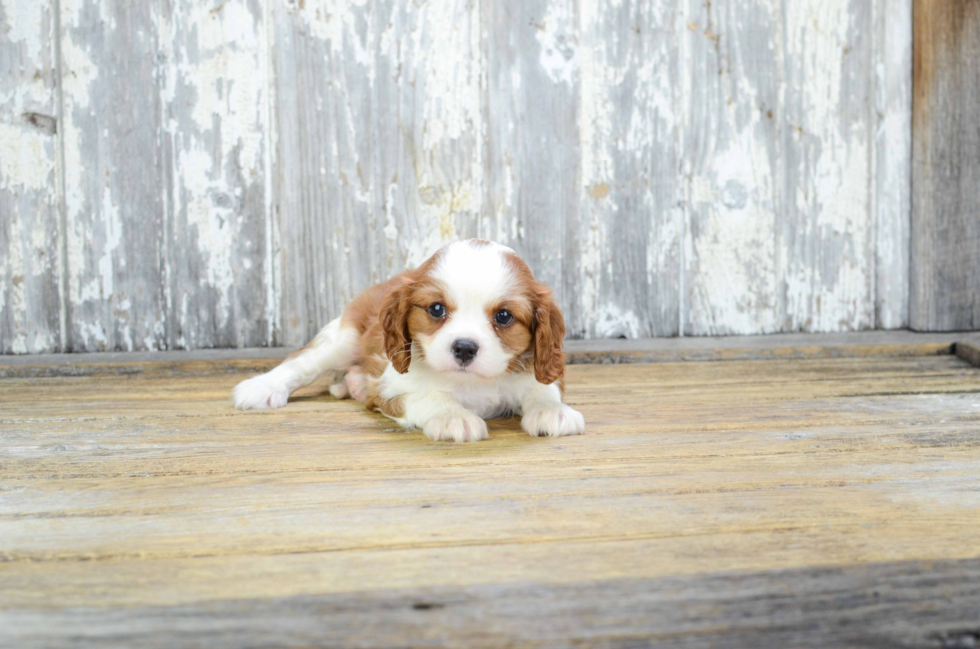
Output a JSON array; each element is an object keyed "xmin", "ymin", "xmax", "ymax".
[{"xmin": 233, "ymin": 239, "xmax": 585, "ymax": 442}]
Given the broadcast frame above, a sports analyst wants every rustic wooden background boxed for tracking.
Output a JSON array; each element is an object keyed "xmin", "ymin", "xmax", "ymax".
[
  {"xmin": 0, "ymin": 0, "xmax": 921, "ymax": 353},
  {"xmin": 911, "ymin": 0, "xmax": 980, "ymax": 333}
]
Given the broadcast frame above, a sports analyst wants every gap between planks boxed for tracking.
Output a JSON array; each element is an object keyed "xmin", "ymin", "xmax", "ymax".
[{"xmin": 1, "ymin": 330, "xmax": 979, "ymax": 378}]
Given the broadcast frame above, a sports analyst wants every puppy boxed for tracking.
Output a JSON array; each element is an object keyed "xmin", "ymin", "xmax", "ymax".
[{"xmin": 233, "ymin": 239, "xmax": 585, "ymax": 442}]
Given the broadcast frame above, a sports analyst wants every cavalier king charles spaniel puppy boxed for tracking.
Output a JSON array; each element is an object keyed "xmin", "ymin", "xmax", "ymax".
[{"xmin": 233, "ymin": 239, "xmax": 585, "ymax": 442}]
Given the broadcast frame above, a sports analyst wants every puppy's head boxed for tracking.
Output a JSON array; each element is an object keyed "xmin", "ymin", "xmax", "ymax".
[{"xmin": 380, "ymin": 240, "xmax": 565, "ymax": 384}]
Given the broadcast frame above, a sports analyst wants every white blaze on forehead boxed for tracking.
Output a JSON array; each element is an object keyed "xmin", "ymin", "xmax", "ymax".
[
  {"xmin": 431, "ymin": 241, "xmax": 516, "ymax": 309},
  {"xmin": 420, "ymin": 240, "xmax": 518, "ymax": 378}
]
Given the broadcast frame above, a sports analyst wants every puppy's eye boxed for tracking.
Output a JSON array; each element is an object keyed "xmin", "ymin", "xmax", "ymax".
[
  {"xmin": 427, "ymin": 303, "xmax": 447, "ymax": 318},
  {"xmin": 494, "ymin": 309, "xmax": 514, "ymax": 326}
]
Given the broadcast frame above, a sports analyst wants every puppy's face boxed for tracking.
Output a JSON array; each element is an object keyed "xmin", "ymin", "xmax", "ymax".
[{"xmin": 381, "ymin": 240, "xmax": 565, "ymax": 384}]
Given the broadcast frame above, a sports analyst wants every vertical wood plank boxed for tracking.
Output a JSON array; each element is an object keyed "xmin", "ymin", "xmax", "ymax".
[
  {"xmin": 272, "ymin": 0, "xmax": 344, "ymax": 344},
  {"xmin": 574, "ymin": 0, "xmax": 682, "ymax": 337},
  {"xmin": 483, "ymin": 0, "xmax": 577, "ymax": 327},
  {"xmin": 873, "ymin": 0, "xmax": 911, "ymax": 329},
  {"xmin": 59, "ymin": 0, "xmax": 168, "ymax": 351},
  {"xmin": 680, "ymin": 0, "xmax": 903, "ymax": 336},
  {"xmin": 59, "ymin": 0, "xmax": 275, "ymax": 351},
  {"xmin": 680, "ymin": 0, "xmax": 783, "ymax": 336},
  {"xmin": 162, "ymin": 0, "xmax": 272, "ymax": 349},
  {"xmin": 911, "ymin": 0, "xmax": 980, "ymax": 331},
  {"xmin": 779, "ymin": 0, "xmax": 876, "ymax": 333},
  {"xmin": 274, "ymin": 0, "xmax": 483, "ymax": 346},
  {"xmin": 0, "ymin": 0, "xmax": 62, "ymax": 353}
]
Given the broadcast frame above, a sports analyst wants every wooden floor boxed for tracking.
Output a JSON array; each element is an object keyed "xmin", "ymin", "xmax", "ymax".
[{"xmin": 3, "ymin": 339, "xmax": 980, "ymax": 648}]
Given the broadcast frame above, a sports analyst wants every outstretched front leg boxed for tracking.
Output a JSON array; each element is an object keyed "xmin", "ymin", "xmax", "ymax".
[
  {"xmin": 233, "ymin": 319, "xmax": 359, "ymax": 410},
  {"xmin": 520, "ymin": 382, "xmax": 585, "ymax": 438},
  {"xmin": 392, "ymin": 390, "xmax": 489, "ymax": 443}
]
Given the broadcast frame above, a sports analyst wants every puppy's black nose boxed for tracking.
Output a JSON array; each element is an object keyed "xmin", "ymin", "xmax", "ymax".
[{"xmin": 451, "ymin": 339, "xmax": 479, "ymax": 366}]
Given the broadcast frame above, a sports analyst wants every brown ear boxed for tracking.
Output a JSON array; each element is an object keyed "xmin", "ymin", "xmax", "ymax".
[
  {"xmin": 380, "ymin": 282, "xmax": 413, "ymax": 373},
  {"xmin": 533, "ymin": 287, "xmax": 566, "ymax": 385}
]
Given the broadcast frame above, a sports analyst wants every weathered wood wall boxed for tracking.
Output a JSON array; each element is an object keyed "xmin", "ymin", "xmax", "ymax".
[
  {"xmin": 911, "ymin": 0, "xmax": 980, "ymax": 332},
  {"xmin": 1, "ymin": 0, "xmax": 913, "ymax": 353},
  {"xmin": 0, "ymin": 1, "xmax": 62, "ymax": 354}
]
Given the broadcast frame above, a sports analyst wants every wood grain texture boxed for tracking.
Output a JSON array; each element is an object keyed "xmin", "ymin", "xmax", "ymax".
[
  {"xmin": 273, "ymin": 0, "xmax": 484, "ymax": 346},
  {"xmin": 956, "ymin": 341, "xmax": 980, "ymax": 368},
  {"xmin": 874, "ymin": 0, "xmax": 912, "ymax": 330},
  {"xmin": 911, "ymin": 0, "xmax": 980, "ymax": 332},
  {"xmin": 58, "ymin": 0, "xmax": 275, "ymax": 353},
  {"xmin": 0, "ymin": 0, "xmax": 62, "ymax": 353},
  {"xmin": 681, "ymin": 0, "xmax": 783, "ymax": 335},
  {"xmin": 58, "ymin": 0, "xmax": 169, "ymax": 352},
  {"xmin": 5, "ymin": 559, "xmax": 980, "ymax": 648},
  {"xmin": 575, "ymin": 0, "xmax": 682, "ymax": 337},
  {"xmin": 672, "ymin": 0, "xmax": 911, "ymax": 336},
  {"xmin": 781, "ymin": 0, "xmax": 876, "ymax": 333},
  {"xmin": 161, "ymin": 0, "xmax": 274, "ymax": 350},
  {"xmin": 2, "ymin": 0, "xmax": 921, "ymax": 353},
  {"xmin": 1, "ymin": 355, "xmax": 979, "ymax": 646},
  {"xmin": 483, "ymin": 0, "xmax": 578, "ymax": 330}
]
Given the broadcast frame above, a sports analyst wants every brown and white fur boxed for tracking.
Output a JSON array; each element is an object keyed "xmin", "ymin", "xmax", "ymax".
[{"xmin": 233, "ymin": 239, "xmax": 585, "ymax": 442}]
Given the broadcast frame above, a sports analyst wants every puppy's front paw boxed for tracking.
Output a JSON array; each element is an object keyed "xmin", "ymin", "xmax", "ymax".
[
  {"xmin": 329, "ymin": 382, "xmax": 350, "ymax": 399},
  {"xmin": 522, "ymin": 403, "xmax": 585, "ymax": 438},
  {"xmin": 233, "ymin": 375, "xmax": 289, "ymax": 410},
  {"xmin": 423, "ymin": 410, "xmax": 489, "ymax": 443},
  {"xmin": 344, "ymin": 365, "xmax": 369, "ymax": 402}
]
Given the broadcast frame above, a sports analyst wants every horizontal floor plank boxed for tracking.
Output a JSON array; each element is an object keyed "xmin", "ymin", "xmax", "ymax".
[
  {"xmin": 2, "ymin": 347, "xmax": 979, "ymax": 647},
  {"xmin": 5, "ymin": 558, "xmax": 980, "ymax": 649}
]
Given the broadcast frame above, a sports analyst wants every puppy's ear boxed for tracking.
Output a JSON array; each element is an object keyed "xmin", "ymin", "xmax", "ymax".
[
  {"xmin": 533, "ymin": 286, "xmax": 566, "ymax": 385},
  {"xmin": 380, "ymin": 281, "xmax": 413, "ymax": 373}
]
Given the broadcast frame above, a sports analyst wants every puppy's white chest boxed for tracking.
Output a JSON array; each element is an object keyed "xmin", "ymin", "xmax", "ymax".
[
  {"xmin": 380, "ymin": 364, "xmax": 538, "ymax": 421},
  {"xmin": 452, "ymin": 383, "xmax": 510, "ymax": 418}
]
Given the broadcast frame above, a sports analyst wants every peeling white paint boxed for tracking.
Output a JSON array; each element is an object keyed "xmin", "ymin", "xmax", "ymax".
[
  {"xmin": 0, "ymin": 123, "xmax": 51, "ymax": 190},
  {"xmin": 58, "ymin": 5, "xmax": 99, "ymax": 226},
  {"xmin": 383, "ymin": 212, "xmax": 399, "ymax": 242},
  {"xmin": 782, "ymin": 0, "xmax": 874, "ymax": 332},
  {"xmin": 690, "ymin": 176, "xmax": 716, "ymax": 205},
  {"xmin": 175, "ymin": 2, "xmax": 264, "ymax": 175},
  {"xmin": 578, "ymin": 218, "xmax": 603, "ymax": 328},
  {"xmin": 299, "ymin": 0, "xmax": 373, "ymax": 77},
  {"xmin": 98, "ymin": 182, "xmax": 120, "ymax": 302},
  {"xmin": 1, "ymin": 0, "xmax": 61, "ymax": 353},
  {"xmin": 2, "ymin": 211, "xmax": 25, "ymax": 324},
  {"xmin": 873, "ymin": 0, "xmax": 911, "ymax": 329},
  {"xmin": 0, "ymin": 0, "xmax": 44, "ymax": 61},
  {"xmin": 163, "ymin": 0, "xmax": 270, "ymax": 346},
  {"xmin": 261, "ymin": 0, "xmax": 279, "ymax": 346},
  {"xmin": 407, "ymin": 179, "xmax": 479, "ymax": 268},
  {"xmin": 1, "ymin": 0, "xmax": 914, "ymax": 352},
  {"xmin": 536, "ymin": 0, "xmax": 578, "ymax": 86},
  {"xmin": 649, "ymin": 204, "xmax": 684, "ymax": 288},
  {"xmin": 576, "ymin": 0, "xmax": 608, "ymax": 331},
  {"xmin": 689, "ymin": 134, "xmax": 780, "ymax": 335},
  {"xmin": 595, "ymin": 305, "xmax": 641, "ymax": 339},
  {"xmin": 58, "ymin": 14, "xmax": 101, "ymax": 321},
  {"xmin": 418, "ymin": 0, "xmax": 482, "ymax": 149}
]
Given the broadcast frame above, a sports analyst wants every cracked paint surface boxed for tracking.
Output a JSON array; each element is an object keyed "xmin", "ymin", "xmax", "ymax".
[{"xmin": 1, "ymin": 0, "xmax": 912, "ymax": 352}]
